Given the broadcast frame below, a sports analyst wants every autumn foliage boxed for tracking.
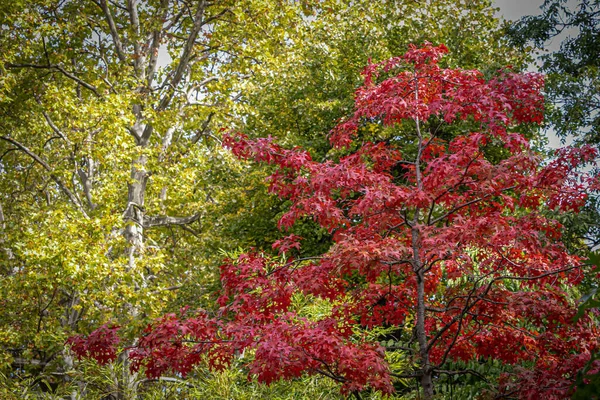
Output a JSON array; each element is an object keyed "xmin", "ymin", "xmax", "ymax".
[{"xmin": 69, "ymin": 44, "xmax": 599, "ymax": 398}]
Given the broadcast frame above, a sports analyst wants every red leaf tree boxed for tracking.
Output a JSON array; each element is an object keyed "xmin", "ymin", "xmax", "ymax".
[{"xmin": 70, "ymin": 44, "xmax": 599, "ymax": 399}]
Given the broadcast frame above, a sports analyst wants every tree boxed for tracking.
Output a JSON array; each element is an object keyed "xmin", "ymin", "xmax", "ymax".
[
  {"xmin": 0, "ymin": 0, "xmax": 303, "ymax": 395},
  {"xmin": 509, "ymin": 0, "xmax": 600, "ymax": 252},
  {"xmin": 509, "ymin": 2, "xmax": 600, "ymax": 397},
  {"xmin": 509, "ymin": 0, "xmax": 599, "ymax": 145},
  {"xmin": 72, "ymin": 44, "xmax": 599, "ymax": 399},
  {"xmin": 0, "ymin": 1, "xmax": 534, "ymax": 396}
]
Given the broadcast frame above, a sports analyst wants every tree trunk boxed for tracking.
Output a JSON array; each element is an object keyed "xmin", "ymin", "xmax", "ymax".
[
  {"xmin": 411, "ymin": 82, "xmax": 434, "ymax": 399},
  {"xmin": 0, "ymin": 201, "xmax": 13, "ymax": 260},
  {"xmin": 124, "ymin": 152, "xmax": 148, "ymax": 274},
  {"xmin": 413, "ymin": 226, "xmax": 434, "ymax": 399}
]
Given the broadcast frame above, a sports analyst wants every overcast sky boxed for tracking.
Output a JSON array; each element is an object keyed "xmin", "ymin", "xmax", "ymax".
[
  {"xmin": 493, "ymin": 0, "xmax": 545, "ymax": 21},
  {"xmin": 493, "ymin": 0, "xmax": 581, "ymax": 55}
]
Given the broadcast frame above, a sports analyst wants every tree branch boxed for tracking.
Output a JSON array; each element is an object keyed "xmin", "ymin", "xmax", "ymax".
[
  {"xmin": 427, "ymin": 275, "xmax": 488, "ymax": 358},
  {"xmin": 0, "ymin": 136, "xmax": 89, "ymax": 218},
  {"xmin": 156, "ymin": 0, "xmax": 208, "ymax": 112},
  {"xmin": 98, "ymin": 0, "xmax": 128, "ymax": 63},
  {"xmin": 426, "ymin": 262, "xmax": 581, "ymax": 364},
  {"xmin": 146, "ymin": 0, "xmax": 171, "ymax": 86},
  {"xmin": 202, "ymin": 7, "xmax": 231, "ymax": 26},
  {"xmin": 126, "ymin": 0, "xmax": 145, "ymax": 78},
  {"xmin": 143, "ymin": 213, "xmax": 200, "ymax": 228},
  {"xmin": 191, "ymin": 112, "xmax": 214, "ymax": 144},
  {"xmin": 151, "ymin": 284, "xmax": 185, "ymax": 294},
  {"xmin": 435, "ymin": 368, "xmax": 488, "ymax": 382},
  {"xmin": 39, "ymin": 108, "xmax": 72, "ymax": 145},
  {"xmin": 138, "ymin": 376, "xmax": 195, "ymax": 388},
  {"xmin": 186, "ymin": 76, "xmax": 219, "ymax": 103},
  {"xmin": 6, "ymin": 63, "xmax": 100, "ymax": 97},
  {"xmin": 391, "ymin": 371, "xmax": 422, "ymax": 378},
  {"xmin": 426, "ymin": 152, "xmax": 481, "ymax": 225},
  {"xmin": 77, "ymin": 168, "xmax": 97, "ymax": 210},
  {"xmin": 428, "ymin": 185, "xmax": 516, "ymax": 226}
]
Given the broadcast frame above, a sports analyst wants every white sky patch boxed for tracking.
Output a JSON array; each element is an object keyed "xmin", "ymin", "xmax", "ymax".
[
  {"xmin": 157, "ymin": 44, "xmax": 172, "ymax": 69},
  {"xmin": 493, "ymin": 0, "xmax": 544, "ymax": 21}
]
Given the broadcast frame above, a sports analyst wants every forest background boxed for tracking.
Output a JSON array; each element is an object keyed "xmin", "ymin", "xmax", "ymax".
[{"xmin": 0, "ymin": 0, "xmax": 598, "ymax": 399}]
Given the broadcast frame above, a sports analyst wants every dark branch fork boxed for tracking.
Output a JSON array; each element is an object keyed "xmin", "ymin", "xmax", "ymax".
[{"xmin": 424, "ymin": 263, "xmax": 582, "ymax": 367}]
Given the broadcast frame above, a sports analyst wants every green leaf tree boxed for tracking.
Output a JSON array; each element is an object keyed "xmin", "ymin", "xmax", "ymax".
[{"xmin": 509, "ymin": 0, "xmax": 600, "ymax": 253}]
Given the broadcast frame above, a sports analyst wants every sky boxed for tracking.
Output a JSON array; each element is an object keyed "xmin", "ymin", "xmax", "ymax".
[
  {"xmin": 493, "ymin": 0, "xmax": 579, "ymax": 54},
  {"xmin": 493, "ymin": 0, "xmax": 545, "ymax": 21}
]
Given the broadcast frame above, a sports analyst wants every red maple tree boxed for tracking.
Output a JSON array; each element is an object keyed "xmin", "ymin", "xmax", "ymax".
[{"xmin": 70, "ymin": 43, "xmax": 599, "ymax": 399}]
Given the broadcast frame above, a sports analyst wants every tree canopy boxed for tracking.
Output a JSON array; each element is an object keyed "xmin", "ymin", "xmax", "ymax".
[
  {"xmin": 1, "ymin": 1, "xmax": 598, "ymax": 399},
  {"xmin": 72, "ymin": 43, "xmax": 599, "ymax": 399}
]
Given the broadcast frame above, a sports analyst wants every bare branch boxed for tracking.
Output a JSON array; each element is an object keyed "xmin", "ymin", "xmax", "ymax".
[
  {"xmin": 98, "ymin": 0, "xmax": 128, "ymax": 63},
  {"xmin": 126, "ymin": 0, "xmax": 144, "ymax": 77},
  {"xmin": 146, "ymin": 0, "xmax": 171, "ymax": 86},
  {"xmin": 191, "ymin": 112, "xmax": 214, "ymax": 144},
  {"xmin": 144, "ymin": 213, "xmax": 200, "ymax": 228},
  {"xmin": 435, "ymin": 368, "xmax": 489, "ymax": 382},
  {"xmin": 156, "ymin": 0, "xmax": 208, "ymax": 112},
  {"xmin": 39, "ymin": 108, "xmax": 72, "ymax": 145}
]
